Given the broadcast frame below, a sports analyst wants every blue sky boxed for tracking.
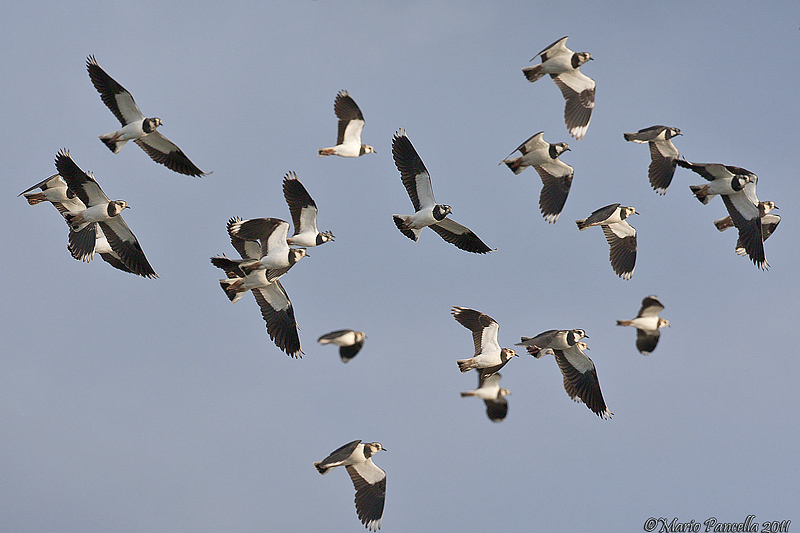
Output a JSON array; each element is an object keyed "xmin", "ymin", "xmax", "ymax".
[{"xmin": 2, "ymin": 2, "xmax": 798, "ymax": 531}]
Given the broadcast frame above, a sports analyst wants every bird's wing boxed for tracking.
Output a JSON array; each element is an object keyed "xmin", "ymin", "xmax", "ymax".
[
  {"xmin": 251, "ymin": 280, "xmax": 302, "ymax": 358},
  {"xmin": 282, "ymin": 173, "xmax": 319, "ymax": 236},
  {"xmin": 229, "ymin": 218, "xmax": 290, "ymax": 257},
  {"xmin": 623, "ymin": 125, "xmax": 665, "ymax": 143},
  {"xmin": 582, "ymin": 203, "xmax": 620, "ymax": 227},
  {"xmin": 636, "ymin": 329, "xmax": 661, "ymax": 355},
  {"xmin": 67, "ymin": 223, "xmax": 97, "ymax": 262},
  {"xmin": 552, "ymin": 71, "xmax": 595, "ymax": 140},
  {"xmin": 554, "ymin": 347, "xmax": 611, "ymax": 419},
  {"xmin": 346, "ymin": 460, "xmax": 386, "ymax": 532},
  {"xmin": 86, "ymin": 55, "xmax": 145, "ymax": 126},
  {"xmin": 339, "ymin": 341, "xmax": 364, "ymax": 362},
  {"xmin": 54, "ymin": 150, "xmax": 109, "ymax": 206},
  {"xmin": 134, "ymin": 132, "xmax": 208, "ymax": 177},
  {"xmin": 430, "ymin": 218, "xmax": 493, "ymax": 254},
  {"xmin": 637, "ymin": 296, "xmax": 664, "ymax": 317},
  {"xmin": 484, "ymin": 397, "xmax": 508, "ymax": 422},
  {"xmin": 99, "ymin": 217, "xmax": 158, "ymax": 278},
  {"xmin": 675, "ymin": 160, "xmax": 730, "ymax": 183},
  {"xmin": 721, "ymin": 191, "xmax": 765, "ymax": 269},
  {"xmin": 602, "ymin": 221, "xmax": 637, "ymax": 280},
  {"xmin": 647, "ymin": 140, "xmax": 679, "ymax": 194},
  {"xmin": 452, "ymin": 307, "xmax": 499, "ymax": 355},
  {"xmin": 334, "ymin": 91, "xmax": 366, "ymax": 145},
  {"xmin": 533, "ymin": 36, "xmax": 569, "ymax": 61},
  {"xmin": 534, "ymin": 159, "xmax": 574, "ymax": 223},
  {"xmin": 392, "ymin": 131, "xmax": 435, "ymax": 210},
  {"xmin": 316, "ymin": 440, "xmax": 362, "ymax": 470},
  {"xmin": 506, "ymin": 131, "xmax": 545, "ymax": 159}
]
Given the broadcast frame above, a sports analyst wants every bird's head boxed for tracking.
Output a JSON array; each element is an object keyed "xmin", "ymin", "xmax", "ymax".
[
  {"xmin": 109, "ymin": 200, "xmax": 129, "ymax": 216},
  {"xmin": 659, "ymin": 318, "xmax": 670, "ymax": 329},
  {"xmin": 143, "ymin": 117, "xmax": 162, "ymax": 133},
  {"xmin": 433, "ymin": 204, "xmax": 452, "ymax": 220},
  {"xmin": 501, "ymin": 348, "xmax": 518, "ymax": 360},
  {"xmin": 622, "ymin": 206, "xmax": 639, "ymax": 218},
  {"xmin": 361, "ymin": 144, "xmax": 376, "ymax": 155},
  {"xmin": 365, "ymin": 442, "xmax": 386, "ymax": 455},
  {"xmin": 316, "ymin": 230, "xmax": 335, "ymax": 245},
  {"xmin": 568, "ymin": 329, "xmax": 588, "ymax": 344},
  {"xmin": 576, "ymin": 52, "xmax": 593, "ymax": 66},
  {"xmin": 760, "ymin": 201, "xmax": 777, "ymax": 215},
  {"xmin": 290, "ymin": 248, "xmax": 308, "ymax": 263},
  {"xmin": 554, "ymin": 142, "xmax": 570, "ymax": 156},
  {"xmin": 667, "ymin": 127, "xmax": 682, "ymax": 138}
]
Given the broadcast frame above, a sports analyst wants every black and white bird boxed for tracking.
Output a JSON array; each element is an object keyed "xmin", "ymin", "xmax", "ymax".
[
  {"xmin": 318, "ymin": 329, "xmax": 366, "ymax": 362},
  {"xmin": 522, "ymin": 36, "xmax": 595, "ymax": 140},
  {"xmin": 500, "ymin": 131, "xmax": 574, "ymax": 223},
  {"xmin": 452, "ymin": 306, "xmax": 518, "ymax": 379},
  {"xmin": 542, "ymin": 342, "xmax": 612, "ymax": 419},
  {"xmin": 282, "ymin": 172, "xmax": 334, "ymax": 247},
  {"xmin": 392, "ymin": 130, "xmax": 492, "ymax": 253},
  {"xmin": 460, "ymin": 371, "xmax": 510, "ymax": 422},
  {"xmin": 314, "ymin": 440, "xmax": 386, "ymax": 531},
  {"xmin": 87, "ymin": 55, "xmax": 209, "ymax": 176},
  {"xmin": 53, "ymin": 150, "xmax": 157, "ymax": 278},
  {"xmin": 225, "ymin": 218, "xmax": 308, "ymax": 280},
  {"xmin": 616, "ymin": 295, "xmax": 669, "ymax": 355},
  {"xmin": 677, "ymin": 160, "xmax": 766, "ymax": 268},
  {"xmin": 576, "ymin": 204, "xmax": 638, "ymax": 280},
  {"xmin": 318, "ymin": 90, "xmax": 375, "ymax": 157},
  {"xmin": 714, "ymin": 201, "xmax": 780, "ymax": 259},
  {"xmin": 211, "ymin": 217, "xmax": 302, "ymax": 358},
  {"xmin": 515, "ymin": 328, "xmax": 588, "ymax": 358},
  {"xmin": 20, "ymin": 174, "xmax": 135, "ymax": 275},
  {"xmin": 623, "ymin": 126, "xmax": 682, "ymax": 195}
]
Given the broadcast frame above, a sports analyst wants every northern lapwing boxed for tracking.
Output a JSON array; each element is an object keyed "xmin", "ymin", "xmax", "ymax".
[{"xmin": 87, "ymin": 55, "xmax": 209, "ymax": 176}]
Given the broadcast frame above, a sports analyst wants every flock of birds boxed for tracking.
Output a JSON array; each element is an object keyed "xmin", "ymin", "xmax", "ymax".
[{"xmin": 18, "ymin": 36, "xmax": 778, "ymax": 530}]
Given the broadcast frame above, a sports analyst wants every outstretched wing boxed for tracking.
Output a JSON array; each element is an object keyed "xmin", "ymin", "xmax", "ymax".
[
  {"xmin": 430, "ymin": 218, "xmax": 493, "ymax": 254},
  {"xmin": 392, "ymin": 131, "xmax": 435, "ymax": 210},
  {"xmin": 86, "ymin": 55, "xmax": 145, "ymax": 126}
]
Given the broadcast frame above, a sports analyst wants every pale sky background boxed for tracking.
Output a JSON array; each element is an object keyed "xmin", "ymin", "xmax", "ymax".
[{"xmin": 2, "ymin": 2, "xmax": 799, "ymax": 532}]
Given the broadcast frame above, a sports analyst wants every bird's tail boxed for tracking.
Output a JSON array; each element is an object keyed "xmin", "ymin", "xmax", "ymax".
[
  {"xmin": 503, "ymin": 158, "xmax": 525, "ymax": 175},
  {"xmin": 63, "ymin": 212, "xmax": 88, "ymax": 232},
  {"xmin": 314, "ymin": 461, "xmax": 333, "ymax": 475},
  {"xmin": 460, "ymin": 391, "xmax": 477, "ymax": 397},
  {"xmin": 99, "ymin": 133, "xmax": 127, "ymax": 154},
  {"xmin": 713, "ymin": 216, "xmax": 733, "ymax": 232},
  {"xmin": 210, "ymin": 255, "xmax": 248, "ymax": 278},
  {"xmin": 219, "ymin": 278, "xmax": 246, "ymax": 303},
  {"xmin": 318, "ymin": 148, "xmax": 334, "ymax": 157},
  {"xmin": 689, "ymin": 185, "xmax": 712, "ymax": 205},
  {"xmin": 457, "ymin": 358, "xmax": 478, "ymax": 373},
  {"xmin": 24, "ymin": 192, "xmax": 46, "ymax": 205},
  {"xmin": 616, "ymin": 320, "xmax": 632, "ymax": 326},
  {"xmin": 522, "ymin": 64, "xmax": 545, "ymax": 83},
  {"xmin": 575, "ymin": 218, "xmax": 589, "ymax": 231},
  {"xmin": 392, "ymin": 215, "xmax": 421, "ymax": 241}
]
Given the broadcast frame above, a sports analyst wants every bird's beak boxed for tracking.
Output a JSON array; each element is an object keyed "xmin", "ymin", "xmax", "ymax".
[{"xmin": 583, "ymin": 334, "xmax": 589, "ymax": 338}]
